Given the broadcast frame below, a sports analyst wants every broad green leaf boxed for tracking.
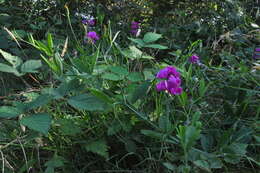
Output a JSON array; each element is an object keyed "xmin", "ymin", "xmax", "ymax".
[
  {"xmin": 108, "ymin": 66, "xmax": 129, "ymax": 76},
  {"xmin": 0, "ymin": 106, "xmax": 22, "ymax": 118},
  {"xmin": 0, "ymin": 63, "xmax": 21, "ymax": 76},
  {"xmin": 44, "ymin": 155, "xmax": 65, "ymax": 168},
  {"xmin": 25, "ymin": 94, "xmax": 52, "ymax": 111},
  {"xmin": 20, "ymin": 113, "xmax": 52, "ymax": 134},
  {"xmin": 127, "ymin": 72, "xmax": 143, "ymax": 82},
  {"xmin": 68, "ymin": 94, "xmax": 109, "ymax": 111},
  {"xmin": 200, "ymin": 134, "xmax": 214, "ymax": 152},
  {"xmin": 0, "ymin": 48, "xmax": 22, "ymax": 67},
  {"xmin": 20, "ymin": 60, "xmax": 42, "ymax": 73},
  {"xmin": 85, "ymin": 139, "xmax": 109, "ymax": 159},
  {"xmin": 143, "ymin": 44, "xmax": 168, "ymax": 49},
  {"xmin": 129, "ymin": 81, "xmax": 151, "ymax": 103},
  {"xmin": 128, "ymin": 38, "xmax": 145, "ymax": 46},
  {"xmin": 143, "ymin": 32, "xmax": 162, "ymax": 43},
  {"xmin": 57, "ymin": 119, "xmax": 81, "ymax": 136},
  {"xmin": 125, "ymin": 139, "xmax": 137, "ymax": 153},
  {"xmin": 141, "ymin": 129, "xmax": 165, "ymax": 140},
  {"xmin": 89, "ymin": 88, "xmax": 114, "ymax": 104},
  {"xmin": 102, "ymin": 73, "xmax": 124, "ymax": 81},
  {"xmin": 159, "ymin": 114, "xmax": 172, "ymax": 133},
  {"xmin": 193, "ymin": 160, "xmax": 210, "ymax": 171},
  {"xmin": 163, "ymin": 162, "xmax": 176, "ymax": 171}
]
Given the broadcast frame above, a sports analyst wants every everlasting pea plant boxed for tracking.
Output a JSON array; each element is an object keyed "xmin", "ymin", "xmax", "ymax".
[
  {"xmin": 156, "ymin": 66, "xmax": 183, "ymax": 95},
  {"xmin": 86, "ymin": 31, "xmax": 99, "ymax": 43}
]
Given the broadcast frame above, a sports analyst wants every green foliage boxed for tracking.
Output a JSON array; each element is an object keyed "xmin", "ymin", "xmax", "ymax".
[{"xmin": 0, "ymin": 0, "xmax": 259, "ymax": 172}]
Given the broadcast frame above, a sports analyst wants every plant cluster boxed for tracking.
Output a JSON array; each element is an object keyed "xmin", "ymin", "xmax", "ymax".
[{"xmin": 0, "ymin": 0, "xmax": 259, "ymax": 173}]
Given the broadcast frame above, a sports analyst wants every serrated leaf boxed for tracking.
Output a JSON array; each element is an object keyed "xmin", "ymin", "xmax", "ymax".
[
  {"xmin": 0, "ymin": 106, "xmax": 22, "ymax": 118},
  {"xmin": 143, "ymin": 32, "xmax": 162, "ymax": 43},
  {"xmin": 143, "ymin": 44, "xmax": 168, "ymax": 49},
  {"xmin": 20, "ymin": 113, "xmax": 52, "ymax": 134},
  {"xmin": 85, "ymin": 139, "xmax": 109, "ymax": 159},
  {"xmin": 68, "ymin": 94, "xmax": 109, "ymax": 111},
  {"xmin": 0, "ymin": 48, "xmax": 22, "ymax": 67},
  {"xmin": 21, "ymin": 60, "xmax": 42, "ymax": 73},
  {"xmin": 25, "ymin": 94, "xmax": 52, "ymax": 111}
]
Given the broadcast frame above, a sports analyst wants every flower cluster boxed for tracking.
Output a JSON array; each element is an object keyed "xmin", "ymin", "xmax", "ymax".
[
  {"xmin": 130, "ymin": 21, "xmax": 140, "ymax": 37},
  {"xmin": 86, "ymin": 31, "xmax": 99, "ymax": 43},
  {"xmin": 253, "ymin": 47, "xmax": 260, "ymax": 59},
  {"xmin": 156, "ymin": 66, "xmax": 183, "ymax": 95},
  {"xmin": 189, "ymin": 54, "xmax": 200, "ymax": 64},
  {"xmin": 82, "ymin": 18, "xmax": 95, "ymax": 26}
]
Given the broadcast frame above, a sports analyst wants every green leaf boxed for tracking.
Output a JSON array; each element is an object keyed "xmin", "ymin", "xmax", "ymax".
[
  {"xmin": 102, "ymin": 73, "xmax": 124, "ymax": 81},
  {"xmin": 57, "ymin": 119, "xmax": 81, "ymax": 136},
  {"xmin": 20, "ymin": 60, "xmax": 42, "ymax": 73},
  {"xmin": 127, "ymin": 72, "xmax": 143, "ymax": 82},
  {"xmin": 0, "ymin": 106, "xmax": 22, "ymax": 118},
  {"xmin": 159, "ymin": 114, "xmax": 172, "ymax": 133},
  {"xmin": 143, "ymin": 32, "xmax": 162, "ymax": 43},
  {"xmin": 0, "ymin": 48, "xmax": 22, "ymax": 67},
  {"xmin": 128, "ymin": 38, "xmax": 145, "ymax": 46},
  {"xmin": 68, "ymin": 94, "xmax": 110, "ymax": 111},
  {"xmin": 89, "ymin": 88, "xmax": 114, "ymax": 104},
  {"xmin": 25, "ymin": 94, "xmax": 52, "ymax": 111},
  {"xmin": 129, "ymin": 81, "xmax": 151, "ymax": 103},
  {"xmin": 141, "ymin": 130, "xmax": 165, "ymax": 140},
  {"xmin": 85, "ymin": 139, "xmax": 109, "ymax": 159},
  {"xmin": 20, "ymin": 113, "xmax": 52, "ymax": 134},
  {"xmin": 0, "ymin": 63, "xmax": 21, "ymax": 76},
  {"xmin": 44, "ymin": 155, "xmax": 65, "ymax": 168},
  {"xmin": 193, "ymin": 160, "xmax": 210, "ymax": 172},
  {"xmin": 108, "ymin": 66, "xmax": 129, "ymax": 76},
  {"xmin": 143, "ymin": 44, "xmax": 168, "ymax": 49},
  {"xmin": 163, "ymin": 162, "xmax": 176, "ymax": 171}
]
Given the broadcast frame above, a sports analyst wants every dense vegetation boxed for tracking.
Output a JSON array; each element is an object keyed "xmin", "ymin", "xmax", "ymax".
[{"xmin": 0, "ymin": 0, "xmax": 259, "ymax": 172}]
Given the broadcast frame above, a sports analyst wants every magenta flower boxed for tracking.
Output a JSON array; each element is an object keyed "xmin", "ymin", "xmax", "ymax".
[
  {"xmin": 155, "ymin": 66, "xmax": 183, "ymax": 95},
  {"xmin": 86, "ymin": 31, "xmax": 99, "ymax": 43},
  {"xmin": 255, "ymin": 48, "xmax": 260, "ymax": 52},
  {"xmin": 156, "ymin": 66, "xmax": 180, "ymax": 79},
  {"xmin": 189, "ymin": 54, "xmax": 200, "ymax": 64},
  {"xmin": 130, "ymin": 21, "xmax": 140, "ymax": 37}
]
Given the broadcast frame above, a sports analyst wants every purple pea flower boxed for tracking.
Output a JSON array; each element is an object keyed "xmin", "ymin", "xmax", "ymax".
[
  {"xmin": 82, "ymin": 19, "xmax": 95, "ymax": 26},
  {"xmin": 189, "ymin": 54, "xmax": 200, "ymax": 64},
  {"xmin": 156, "ymin": 66, "xmax": 180, "ymax": 79},
  {"xmin": 155, "ymin": 66, "xmax": 183, "ymax": 96},
  {"xmin": 130, "ymin": 21, "xmax": 141, "ymax": 37},
  {"xmin": 253, "ymin": 47, "xmax": 260, "ymax": 59},
  {"xmin": 86, "ymin": 31, "xmax": 99, "ymax": 43}
]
